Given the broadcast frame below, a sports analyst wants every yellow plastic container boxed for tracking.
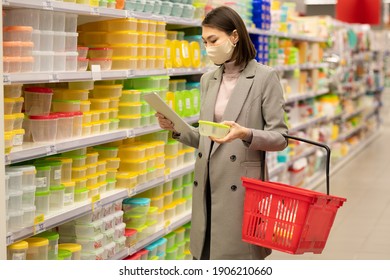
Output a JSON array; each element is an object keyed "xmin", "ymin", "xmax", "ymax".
[
  {"xmin": 190, "ymin": 41, "xmax": 201, "ymax": 68},
  {"xmin": 111, "ymin": 57, "xmax": 138, "ymax": 70},
  {"xmin": 91, "ymin": 84, "xmax": 123, "ymax": 99},
  {"xmin": 89, "ymin": 98, "xmax": 110, "ymax": 110},
  {"xmin": 7, "ymin": 240, "xmax": 28, "ymax": 260},
  {"xmin": 111, "ymin": 44, "xmax": 138, "ymax": 57},
  {"xmin": 107, "ymin": 31, "xmax": 138, "ymax": 45},
  {"xmin": 53, "ymin": 89, "xmax": 89, "ymax": 101},
  {"xmin": 80, "ymin": 101, "xmax": 91, "ymax": 113},
  {"xmin": 4, "ymin": 132, "xmax": 14, "ymax": 154},
  {"xmin": 107, "ymin": 18, "xmax": 137, "ymax": 32},
  {"xmin": 116, "ymin": 171, "xmax": 138, "ymax": 189},
  {"xmin": 4, "ymin": 114, "xmax": 17, "ymax": 132},
  {"xmin": 180, "ymin": 40, "xmax": 191, "ymax": 68},
  {"xmin": 25, "ymin": 237, "xmax": 49, "ymax": 260},
  {"xmin": 119, "ymin": 159, "xmax": 147, "ymax": 172},
  {"xmin": 118, "ymin": 145, "xmax": 146, "ymax": 160},
  {"xmin": 164, "ymin": 39, "xmax": 173, "ymax": 69}
]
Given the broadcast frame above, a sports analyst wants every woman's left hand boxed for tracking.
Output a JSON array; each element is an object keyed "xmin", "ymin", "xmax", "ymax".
[{"xmin": 210, "ymin": 121, "xmax": 251, "ymax": 143}]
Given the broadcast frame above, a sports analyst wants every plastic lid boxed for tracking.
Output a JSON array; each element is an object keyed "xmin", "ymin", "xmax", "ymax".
[
  {"xmin": 6, "ymin": 165, "xmax": 36, "ymax": 173},
  {"xmin": 123, "ymin": 197, "xmax": 150, "ymax": 205},
  {"xmin": 89, "ymin": 58, "xmax": 112, "ymax": 61},
  {"xmin": 89, "ymin": 47, "xmax": 113, "ymax": 50},
  {"xmin": 50, "ymin": 185, "xmax": 65, "ymax": 191},
  {"xmin": 35, "ymin": 231, "xmax": 59, "ymax": 241},
  {"xmin": 29, "ymin": 114, "xmax": 58, "ymax": 120},
  {"xmin": 24, "ymin": 237, "xmax": 49, "ymax": 247},
  {"xmin": 3, "ymin": 41, "xmax": 24, "ymax": 47},
  {"xmin": 8, "ymin": 240, "xmax": 28, "ymax": 250},
  {"xmin": 35, "ymin": 160, "xmax": 62, "ymax": 167},
  {"xmin": 20, "ymin": 57, "xmax": 34, "ymax": 62},
  {"xmin": 74, "ymin": 188, "xmax": 89, "ymax": 193},
  {"xmin": 199, "ymin": 120, "xmax": 230, "ymax": 129},
  {"xmin": 53, "ymin": 99, "xmax": 81, "ymax": 104},
  {"xmin": 35, "ymin": 190, "xmax": 50, "ymax": 196},
  {"xmin": 78, "ymin": 57, "xmax": 88, "ymax": 61},
  {"xmin": 34, "ymin": 165, "xmax": 51, "ymax": 171},
  {"xmin": 77, "ymin": 46, "xmax": 89, "ymax": 49},
  {"xmin": 4, "ymin": 98, "xmax": 16, "ymax": 103},
  {"xmin": 57, "ymin": 249, "xmax": 72, "ymax": 259},
  {"xmin": 58, "ymin": 243, "xmax": 82, "ymax": 252},
  {"xmin": 93, "ymin": 146, "xmax": 118, "ymax": 151},
  {"xmin": 4, "ymin": 26, "xmax": 33, "ymax": 32},
  {"xmin": 24, "ymin": 87, "xmax": 53, "ymax": 94},
  {"xmin": 62, "ymin": 181, "xmax": 76, "ymax": 188}
]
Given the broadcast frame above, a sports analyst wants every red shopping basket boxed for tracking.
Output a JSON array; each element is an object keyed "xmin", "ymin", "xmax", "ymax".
[{"xmin": 241, "ymin": 134, "xmax": 347, "ymax": 254}]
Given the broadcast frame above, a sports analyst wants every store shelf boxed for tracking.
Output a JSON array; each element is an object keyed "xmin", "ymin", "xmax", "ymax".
[
  {"xmin": 342, "ymin": 107, "xmax": 365, "ymax": 121},
  {"xmin": 6, "ymin": 116, "xmax": 199, "ymax": 165},
  {"xmin": 285, "ymin": 87, "xmax": 330, "ymax": 103},
  {"xmin": 289, "ymin": 115, "xmax": 327, "ymax": 133},
  {"xmin": 247, "ymin": 27, "xmax": 328, "ymax": 43},
  {"xmin": 330, "ymin": 124, "xmax": 366, "ymax": 144},
  {"xmin": 2, "ymin": 0, "xmax": 201, "ymax": 27},
  {"xmin": 126, "ymin": 211, "xmax": 192, "ymax": 257},
  {"xmin": 6, "ymin": 188, "xmax": 128, "ymax": 246},
  {"xmin": 3, "ymin": 68, "xmax": 209, "ymax": 85},
  {"xmin": 273, "ymin": 63, "xmax": 328, "ymax": 72}
]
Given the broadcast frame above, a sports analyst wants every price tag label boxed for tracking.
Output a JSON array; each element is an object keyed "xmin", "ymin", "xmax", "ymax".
[
  {"xmin": 6, "ymin": 235, "xmax": 14, "ymax": 246},
  {"xmin": 91, "ymin": 7, "xmax": 99, "ymax": 15},
  {"xmin": 49, "ymin": 73, "xmax": 59, "ymax": 83},
  {"xmin": 33, "ymin": 214, "xmax": 45, "ymax": 235},
  {"xmin": 164, "ymin": 220, "xmax": 171, "ymax": 231},
  {"xmin": 127, "ymin": 129, "xmax": 134, "ymax": 138},
  {"xmin": 91, "ymin": 65, "xmax": 102, "ymax": 80},
  {"xmin": 43, "ymin": 0, "xmax": 53, "ymax": 10},
  {"xmin": 5, "ymin": 154, "xmax": 11, "ymax": 166},
  {"xmin": 91, "ymin": 194, "xmax": 101, "ymax": 211},
  {"xmin": 2, "ymin": 0, "xmax": 10, "ymax": 6},
  {"xmin": 3, "ymin": 74, "xmax": 10, "ymax": 84},
  {"xmin": 46, "ymin": 145, "xmax": 57, "ymax": 156},
  {"xmin": 127, "ymin": 188, "xmax": 135, "ymax": 197}
]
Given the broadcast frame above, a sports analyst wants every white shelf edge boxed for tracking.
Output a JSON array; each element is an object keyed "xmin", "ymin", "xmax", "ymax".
[
  {"xmin": 126, "ymin": 211, "xmax": 191, "ymax": 257},
  {"xmin": 285, "ymin": 87, "xmax": 330, "ymax": 103},
  {"xmin": 6, "ymin": 189, "xmax": 128, "ymax": 245},
  {"xmin": 247, "ymin": 27, "xmax": 328, "ymax": 43},
  {"xmin": 273, "ymin": 63, "xmax": 328, "ymax": 72}
]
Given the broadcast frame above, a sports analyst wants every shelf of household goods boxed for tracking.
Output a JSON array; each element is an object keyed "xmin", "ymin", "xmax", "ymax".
[
  {"xmin": 125, "ymin": 211, "xmax": 192, "ymax": 258},
  {"xmin": 2, "ymin": 0, "xmax": 201, "ymax": 26},
  {"xmin": 3, "ymin": 68, "xmax": 210, "ymax": 85},
  {"xmin": 6, "ymin": 162, "xmax": 195, "ymax": 246},
  {"xmin": 6, "ymin": 116, "xmax": 199, "ymax": 165},
  {"xmin": 288, "ymin": 115, "xmax": 328, "ymax": 134},
  {"xmin": 247, "ymin": 27, "xmax": 328, "ymax": 43},
  {"xmin": 285, "ymin": 87, "xmax": 330, "ymax": 103}
]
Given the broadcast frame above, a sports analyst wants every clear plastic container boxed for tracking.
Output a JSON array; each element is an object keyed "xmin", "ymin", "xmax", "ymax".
[
  {"xmin": 4, "ymin": 84, "xmax": 23, "ymax": 98},
  {"xmin": 49, "ymin": 185, "xmax": 65, "ymax": 211},
  {"xmin": 25, "ymin": 237, "xmax": 49, "ymax": 260},
  {"xmin": 55, "ymin": 113, "xmax": 74, "ymax": 140},
  {"xmin": 76, "ymin": 207, "xmax": 102, "ymax": 223},
  {"xmin": 74, "ymin": 219, "xmax": 104, "ymax": 237},
  {"xmin": 54, "ymin": 32, "xmax": 66, "ymax": 52},
  {"xmin": 111, "ymin": 57, "xmax": 138, "ymax": 70},
  {"xmin": 81, "ymin": 247, "xmax": 105, "ymax": 260},
  {"xmin": 74, "ymin": 188, "xmax": 89, "ymax": 202},
  {"xmin": 3, "ymin": 26, "xmax": 33, "ymax": 42},
  {"xmin": 23, "ymin": 87, "xmax": 53, "ymax": 116},
  {"xmin": 35, "ymin": 165, "xmax": 51, "ymax": 192},
  {"xmin": 115, "ymin": 171, "xmax": 138, "ymax": 189},
  {"xmin": 63, "ymin": 181, "xmax": 75, "ymax": 206},
  {"xmin": 65, "ymin": 33, "xmax": 78, "ymax": 52},
  {"xmin": 107, "ymin": 31, "xmax": 138, "ymax": 45},
  {"xmin": 88, "ymin": 58, "xmax": 113, "ymax": 71},
  {"xmin": 123, "ymin": 213, "xmax": 147, "ymax": 228},
  {"xmin": 65, "ymin": 14, "xmax": 78, "ymax": 33},
  {"xmin": 7, "ymin": 240, "xmax": 29, "ymax": 260},
  {"xmin": 86, "ymin": 152, "xmax": 99, "ymax": 164},
  {"xmin": 35, "ymin": 231, "xmax": 59, "ymax": 260},
  {"xmin": 52, "ymin": 99, "xmax": 81, "ymax": 113},
  {"xmin": 66, "ymin": 51, "xmax": 78, "ymax": 71},
  {"xmin": 22, "ymin": 185, "xmax": 36, "ymax": 208},
  {"xmin": 3, "ymin": 41, "xmax": 22, "ymax": 57},
  {"xmin": 77, "ymin": 58, "xmax": 89, "ymax": 71},
  {"xmin": 40, "ymin": 30, "xmax": 54, "ymax": 52},
  {"xmin": 111, "ymin": 44, "xmax": 138, "ymax": 57},
  {"xmin": 35, "ymin": 190, "xmax": 50, "ymax": 215},
  {"xmin": 88, "ymin": 47, "xmax": 113, "ymax": 59},
  {"xmin": 57, "ymin": 249, "xmax": 72, "ymax": 260},
  {"xmin": 69, "ymin": 80, "xmax": 94, "ymax": 90},
  {"xmin": 8, "ymin": 190, "xmax": 23, "ymax": 211},
  {"xmin": 6, "ymin": 170, "xmax": 23, "ymax": 192},
  {"xmin": 37, "ymin": 160, "xmax": 63, "ymax": 186},
  {"xmin": 76, "ymin": 234, "xmax": 104, "ymax": 251}
]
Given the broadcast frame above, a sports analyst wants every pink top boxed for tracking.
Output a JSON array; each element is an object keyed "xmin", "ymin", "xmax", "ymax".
[{"xmin": 214, "ymin": 60, "xmax": 245, "ymax": 123}]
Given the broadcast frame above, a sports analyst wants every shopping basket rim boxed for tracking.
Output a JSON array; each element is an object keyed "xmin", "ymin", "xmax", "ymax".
[{"xmin": 241, "ymin": 176, "xmax": 347, "ymax": 202}]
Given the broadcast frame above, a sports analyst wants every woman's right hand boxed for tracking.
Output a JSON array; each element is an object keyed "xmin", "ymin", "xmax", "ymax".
[{"xmin": 155, "ymin": 112, "xmax": 176, "ymax": 132}]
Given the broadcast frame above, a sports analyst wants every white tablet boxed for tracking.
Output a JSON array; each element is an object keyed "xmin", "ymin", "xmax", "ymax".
[{"xmin": 143, "ymin": 92, "xmax": 193, "ymax": 134}]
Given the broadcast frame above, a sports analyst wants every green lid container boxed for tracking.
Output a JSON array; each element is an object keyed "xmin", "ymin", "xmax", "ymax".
[
  {"xmin": 57, "ymin": 249, "xmax": 72, "ymax": 260},
  {"xmin": 35, "ymin": 231, "xmax": 59, "ymax": 241}
]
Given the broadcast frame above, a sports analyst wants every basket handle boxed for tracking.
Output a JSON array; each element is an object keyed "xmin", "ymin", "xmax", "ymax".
[{"xmin": 260, "ymin": 134, "xmax": 331, "ymax": 195}]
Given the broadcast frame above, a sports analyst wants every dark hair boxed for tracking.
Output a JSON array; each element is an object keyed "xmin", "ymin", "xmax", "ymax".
[{"xmin": 202, "ymin": 6, "xmax": 256, "ymax": 66}]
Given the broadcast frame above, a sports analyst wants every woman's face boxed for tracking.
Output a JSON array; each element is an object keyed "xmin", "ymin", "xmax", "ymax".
[{"xmin": 201, "ymin": 26, "xmax": 236, "ymax": 47}]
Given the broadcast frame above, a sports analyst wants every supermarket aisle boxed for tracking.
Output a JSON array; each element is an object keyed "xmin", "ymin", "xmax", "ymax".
[{"xmin": 268, "ymin": 90, "xmax": 390, "ymax": 260}]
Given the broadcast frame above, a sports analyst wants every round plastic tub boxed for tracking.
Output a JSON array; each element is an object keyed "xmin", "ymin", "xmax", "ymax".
[
  {"xmin": 22, "ymin": 205, "xmax": 35, "ymax": 227},
  {"xmin": 3, "ymin": 41, "xmax": 22, "ymax": 57},
  {"xmin": 35, "ymin": 231, "xmax": 59, "ymax": 260},
  {"xmin": 165, "ymin": 246, "xmax": 178, "ymax": 260},
  {"xmin": 58, "ymin": 243, "xmax": 82, "ymax": 260},
  {"xmin": 22, "ymin": 185, "xmax": 36, "ymax": 208},
  {"xmin": 111, "ymin": 45, "xmax": 138, "ymax": 57},
  {"xmin": 164, "ymin": 203, "xmax": 176, "ymax": 221},
  {"xmin": 49, "ymin": 185, "xmax": 65, "ymax": 211},
  {"xmin": 68, "ymin": 80, "xmax": 94, "ymax": 90},
  {"xmin": 118, "ymin": 102, "xmax": 142, "ymax": 116},
  {"xmin": 36, "ymin": 160, "xmax": 62, "ymax": 186},
  {"xmin": 88, "ymin": 58, "xmax": 112, "ymax": 70},
  {"xmin": 62, "ymin": 181, "xmax": 75, "ymax": 206},
  {"xmin": 122, "ymin": 197, "xmax": 150, "ymax": 215},
  {"xmin": 8, "ymin": 190, "xmax": 23, "ymax": 211},
  {"xmin": 55, "ymin": 113, "xmax": 74, "ymax": 140},
  {"xmin": 53, "ymin": 89, "xmax": 89, "ymax": 101},
  {"xmin": 4, "ymin": 84, "xmax": 23, "ymax": 98},
  {"xmin": 77, "ymin": 46, "xmax": 89, "ymax": 58},
  {"xmin": 57, "ymin": 249, "xmax": 72, "ymax": 260},
  {"xmin": 89, "ymin": 98, "xmax": 110, "ymax": 110},
  {"xmin": 77, "ymin": 58, "xmax": 89, "ymax": 71},
  {"xmin": 25, "ymin": 237, "xmax": 49, "ymax": 260},
  {"xmin": 23, "ymin": 87, "xmax": 53, "ymax": 116},
  {"xmin": 74, "ymin": 188, "xmax": 89, "ymax": 202},
  {"xmin": 34, "ymin": 165, "xmax": 51, "ymax": 192},
  {"xmin": 92, "ymin": 84, "xmax": 123, "ymax": 99},
  {"xmin": 52, "ymin": 100, "xmax": 81, "ymax": 113},
  {"xmin": 74, "ymin": 219, "xmax": 104, "ymax": 237},
  {"xmin": 7, "ymin": 240, "xmax": 28, "ymax": 260},
  {"xmin": 72, "ymin": 166, "xmax": 87, "ymax": 180},
  {"xmin": 120, "ymin": 90, "xmax": 140, "ymax": 102},
  {"xmin": 5, "ymin": 169, "xmax": 23, "ymax": 192},
  {"xmin": 123, "ymin": 213, "xmax": 147, "ymax": 229},
  {"xmin": 86, "ymin": 152, "xmax": 99, "ymax": 164}
]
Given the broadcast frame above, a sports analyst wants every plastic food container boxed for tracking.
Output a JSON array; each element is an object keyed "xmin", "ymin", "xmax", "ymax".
[
  {"xmin": 34, "ymin": 165, "xmax": 50, "ymax": 192},
  {"xmin": 92, "ymin": 84, "xmax": 123, "ymax": 99},
  {"xmin": 164, "ymin": 203, "xmax": 176, "ymax": 221},
  {"xmin": 8, "ymin": 190, "xmax": 23, "ymax": 211},
  {"xmin": 5, "ymin": 170, "xmax": 23, "ymax": 192},
  {"xmin": 58, "ymin": 243, "xmax": 82, "ymax": 260},
  {"xmin": 57, "ymin": 249, "xmax": 72, "ymax": 260},
  {"xmin": 88, "ymin": 47, "xmax": 113, "ymax": 59},
  {"xmin": 23, "ymin": 87, "xmax": 53, "ymax": 116},
  {"xmin": 76, "ymin": 207, "xmax": 102, "ymax": 224},
  {"xmin": 66, "ymin": 52, "xmax": 78, "ymax": 71},
  {"xmin": 119, "ymin": 158, "xmax": 147, "ymax": 172},
  {"xmin": 7, "ymin": 240, "xmax": 29, "ymax": 260},
  {"xmin": 123, "ymin": 213, "xmax": 147, "ymax": 228},
  {"xmin": 8, "ymin": 210, "xmax": 23, "ymax": 231},
  {"xmin": 35, "ymin": 231, "xmax": 59, "ymax": 260},
  {"xmin": 25, "ymin": 237, "xmax": 49, "ymax": 260},
  {"xmin": 80, "ymin": 247, "xmax": 105, "ymax": 260},
  {"xmin": 52, "ymin": 100, "xmax": 81, "ymax": 113},
  {"xmin": 4, "ymin": 132, "xmax": 14, "ymax": 154},
  {"xmin": 74, "ymin": 188, "xmax": 89, "ymax": 202},
  {"xmin": 111, "ymin": 45, "xmax": 137, "ymax": 57},
  {"xmin": 88, "ymin": 58, "xmax": 112, "ymax": 70},
  {"xmin": 4, "ymin": 84, "xmax": 23, "ymax": 98},
  {"xmin": 86, "ymin": 152, "xmax": 99, "ymax": 164},
  {"xmin": 111, "ymin": 57, "xmax": 138, "ymax": 70},
  {"xmin": 33, "ymin": 190, "xmax": 50, "ymax": 216},
  {"xmin": 77, "ymin": 57, "xmax": 89, "ymax": 71},
  {"xmin": 118, "ymin": 115, "xmax": 141, "ymax": 128},
  {"xmin": 118, "ymin": 102, "xmax": 142, "ymax": 116},
  {"xmin": 3, "ymin": 26, "xmax": 33, "ymax": 42},
  {"xmin": 36, "ymin": 160, "xmax": 63, "ymax": 186},
  {"xmin": 22, "ymin": 185, "xmax": 36, "ymax": 208},
  {"xmin": 69, "ymin": 80, "xmax": 94, "ymax": 90},
  {"xmin": 198, "ymin": 120, "xmax": 230, "ymax": 138},
  {"xmin": 107, "ymin": 31, "xmax": 138, "ymax": 45},
  {"xmin": 122, "ymin": 197, "xmax": 150, "ymax": 214},
  {"xmin": 62, "ymin": 181, "xmax": 75, "ymax": 206},
  {"xmin": 113, "ymin": 172, "xmax": 136, "ymax": 189},
  {"xmin": 74, "ymin": 219, "xmax": 103, "ymax": 237},
  {"xmin": 49, "ymin": 185, "xmax": 65, "ymax": 211}
]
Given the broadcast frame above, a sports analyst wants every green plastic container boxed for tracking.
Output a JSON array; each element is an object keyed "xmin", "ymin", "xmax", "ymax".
[
  {"xmin": 57, "ymin": 249, "xmax": 72, "ymax": 260},
  {"xmin": 35, "ymin": 231, "xmax": 59, "ymax": 260}
]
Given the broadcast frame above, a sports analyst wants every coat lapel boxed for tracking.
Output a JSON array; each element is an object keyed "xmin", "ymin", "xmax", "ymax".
[{"xmin": 210, "ymin": 60, "xmax": 258, "ymax": 157}]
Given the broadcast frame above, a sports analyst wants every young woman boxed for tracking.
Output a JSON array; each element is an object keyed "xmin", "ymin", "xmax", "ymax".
[{"xmin": 157, "ymin": 6, "xmax": 288, "ymax": 260}]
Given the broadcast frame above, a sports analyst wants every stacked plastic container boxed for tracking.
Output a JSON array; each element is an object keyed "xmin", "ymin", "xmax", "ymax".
[
  {"xmin": 166, "ymin": 79, "xmax": 200, "ymax": 118},
  {"xmin": 121, "ymin": 76, "xmax": 169, "ymax": 128},
  {"xmin": 5, "ymin": 166, "xmax": 37, "ymax": 233},
  {"xmin": 252, "ymin": 0, "xmax": 271, "ymax": 30},
  {"xmin": 4, "ymin": 9, "xmax": 78, "ymax": 72},
  {"xmin": 165, "ymin": 31, "xmax": 201, "ymax": 69},
  {"xmin": 123, "ymin": 0, "xmax": 195, "ymax": 19},
  {"xmin": 250, "ymin": 33, "xmax": 269, "ymax": 65},
  {"xmin": 4, "ymin": 84, "xmax": 25, "ymax": 154},
  {"xmin": 55, "ymin": 199, "xmax": 125, "ymax": 260},
  {"xmin": 78, "ymin": 18, "xmax": 166, "ymax": 71},
  {"xmin": 162, "ymin": 223, "xmax": 191, "ymax": 260}
]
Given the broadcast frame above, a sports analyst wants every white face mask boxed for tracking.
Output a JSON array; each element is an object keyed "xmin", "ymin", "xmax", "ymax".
[{"xmin": 206, "ymin": 39, "xmax": 236, "ymax": 65}]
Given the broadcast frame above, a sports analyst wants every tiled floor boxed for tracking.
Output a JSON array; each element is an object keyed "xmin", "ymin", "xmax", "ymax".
[{"xmin": 267, "ymin": 90, "xmax": 390, "ymax": 260}]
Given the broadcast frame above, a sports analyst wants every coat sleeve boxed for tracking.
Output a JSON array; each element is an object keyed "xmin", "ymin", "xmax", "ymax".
[{"xmin": 247, "ymin": 69, "xmax": 288, "ymax": 151}]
